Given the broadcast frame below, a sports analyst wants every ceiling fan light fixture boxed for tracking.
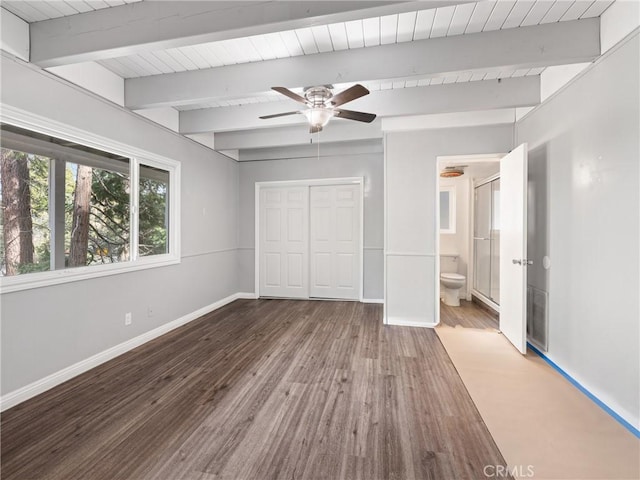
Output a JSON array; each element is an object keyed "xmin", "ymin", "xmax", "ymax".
[
  {"xmin": 262, "ymin": 84, "xmax": 375, "ymax": 130},
  {"xmin": 440, "ymin": 166, "xmax": 465, "ymax": 178},
  {"xmin": 303, "ymin": 107, "xmax": 334, "ymax": 128}
]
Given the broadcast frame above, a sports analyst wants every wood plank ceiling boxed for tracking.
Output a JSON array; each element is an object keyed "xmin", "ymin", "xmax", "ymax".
[
  {"xmin": 87, "ymin": 0, "xmax": 612, "ymax": 110},
  {"xmin": 1, "ymin": 0, "xmax": 614, "ymax": 146}
]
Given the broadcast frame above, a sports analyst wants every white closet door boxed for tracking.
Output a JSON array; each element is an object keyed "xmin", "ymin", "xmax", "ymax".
[
  {"xmin": 259, "ymin": 187, "xmax": 309, "ymax": 298},
  {"xmin": 310, "ymin": 185, "xmax": 361, "ymax": 300}
]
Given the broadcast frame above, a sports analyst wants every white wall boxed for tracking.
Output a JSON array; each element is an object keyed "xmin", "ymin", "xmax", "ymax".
[
  {"xmin": 0, "ymin": 53, "xmax": 240, "ymax": 396},
  {"xmin": 384, "ymin": 125, "xmax": 513, "ymax": 326},
  {"xmin": 517, "ymin": 31, "xmax": 640, "ymax": 429},
  {"xmin": 237, "ymin": 147, "xmax": 384, "ymax": 300}
]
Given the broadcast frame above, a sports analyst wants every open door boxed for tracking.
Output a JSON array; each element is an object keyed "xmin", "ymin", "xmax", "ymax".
[{"xmin": 500, "ymin": 144, "xmax": 528, "ymax": 354}]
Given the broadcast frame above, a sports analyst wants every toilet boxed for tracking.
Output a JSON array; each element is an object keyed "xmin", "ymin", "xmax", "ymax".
[{"xmin": 440, "ymin": 254, "xmax": 466, "ymax": 307}]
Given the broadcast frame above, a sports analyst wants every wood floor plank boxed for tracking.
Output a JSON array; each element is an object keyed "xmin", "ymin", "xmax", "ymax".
[
  {"xmin": 1, "ymin": 299, "xmax": 509, "ymax": 480},
  {"xmin": 440, "ymin": 299, "xmax": 499, "ymax": 329}
]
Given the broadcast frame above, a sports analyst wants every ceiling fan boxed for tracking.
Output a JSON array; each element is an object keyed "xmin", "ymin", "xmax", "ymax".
[{"xmin": 259, "ymin": 84, "xmax": 377, "ymax": 133}]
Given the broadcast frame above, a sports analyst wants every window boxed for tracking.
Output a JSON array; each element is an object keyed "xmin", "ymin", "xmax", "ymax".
[
  {"xmin": 440, "ymin": 186, "xmax": 456, "ymax": 234},
  {"xmin": 0, "ymin": 120, "xmax": 179, "ymax": 292},
  {"xmin": 64, "ymin": 157, "xmax": 131, "ymax": 269},
  {"xmin": 139, "ymin": 165, "xmax": 169, "ymax": 257}
]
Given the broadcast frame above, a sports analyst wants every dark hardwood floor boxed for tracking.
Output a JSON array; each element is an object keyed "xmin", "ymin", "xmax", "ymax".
[
  {"xmin": 439, "ymin": 299, "xmax": 499, "ymax": 330},
  {"xmin": 1, "ymin": 299, "xmax": 508, "ymax": 480}
]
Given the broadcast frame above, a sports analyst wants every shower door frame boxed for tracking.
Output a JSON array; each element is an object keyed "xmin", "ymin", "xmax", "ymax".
[{"xmin": 470, "ymin": 173, "xmax": 501, "ymax": 312}]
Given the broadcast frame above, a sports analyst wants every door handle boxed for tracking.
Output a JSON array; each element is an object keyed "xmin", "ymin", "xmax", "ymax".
[{"xmin": 512, "ymin": 259, "xmax": 533, "ymax": 265}]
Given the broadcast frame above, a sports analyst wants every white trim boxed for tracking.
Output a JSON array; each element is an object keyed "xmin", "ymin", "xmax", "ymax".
[
  {"xmin": 182, "ymin": 247, "xmax": 238, "ymax": 258},
  {"xmin": 254, "ymin": 183, "xmax": 260, "ymax": 299},
  {"xmin": 0, "ymin": 104, "xmax": 181, "ymax": 294},
  {"xmin": 0, "ymin": 292, "xmax": 246, "ymax": 411},
  {"xmin": 383, "ymin": 133, "xmax": 388, "ymax": 325},
  {"xmin": 0, "ymin": 255, "xmax": 180, "ymax": 294},
  {"xmin": 236, "ymin": 291, "xmax": 259, "ymax": 299},
  {"xmin": 438, "ymin": 153, "xmax": 505, "ymax": 164},
  {"xmin": 386, "ymin": 252, "xmax": 436, "ymax": 257},
  {"xmin": 362, "ymin": 298, "xmax": 384, "ymax": 304},
  {"xmin": 386, "ymin": 318, "xmax": 437, "ymax": 328},
  {"xmin": 465, "ymin": 176, "xmax": 473, "ymax": 301},
  {"xmin": 253, "ymin": 177, "xmax": 362, "ymax": 188},
  {"xmin": 254, "ymin": 177, "xmax": 364, "ymax": 302},
  {"xmin": 434, "ymin": 153, "xmax": 441, "ymax": 326},
  {"xmin": 358, "ymin": 180, "xmax": 365, "ymax": 303}
]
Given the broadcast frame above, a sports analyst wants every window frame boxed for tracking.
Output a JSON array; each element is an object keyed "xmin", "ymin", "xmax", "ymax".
[{"xmin": 0, "ymin": 105, "xmax": 181, "ymax": 294}]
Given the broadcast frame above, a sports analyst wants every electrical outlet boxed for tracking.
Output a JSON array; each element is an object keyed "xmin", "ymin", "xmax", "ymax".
[
  {"xmin": 125, "ymin": 312, "xmax": 132, "ymax": 326},
  {"xmin": 147, "ymin": 306, "xmax": 154, "ymax": 318}
]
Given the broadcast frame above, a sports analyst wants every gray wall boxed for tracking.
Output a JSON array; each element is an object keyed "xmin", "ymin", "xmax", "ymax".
[
  {"xmin": 238, "ymin": 148, "xmax": 384, "ymax": 299},
  {"xmin": 517, "ymin": 32, "xmax": 639, "ymax": 428},
  {"xmin": 384, "ymin": 125, "xmax": 513, "ymax": 325},
  {"xmin": 0, "ymin": 54, "xmax": 240, "ymax": 395}
]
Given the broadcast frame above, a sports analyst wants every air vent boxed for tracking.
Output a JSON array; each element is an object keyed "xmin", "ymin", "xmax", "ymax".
[{"xmin": 527, "ymin": 285, "xmax": 548, "ymax": 351}]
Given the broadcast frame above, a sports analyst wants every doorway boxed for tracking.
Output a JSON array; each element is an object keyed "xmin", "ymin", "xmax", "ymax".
[
  {"xmin": 255, "ymin": 178, "xmax": 364, "ymax": 301},
  {"xmin": 437, "ymin": 154, "xmax": 502, "ymax": 323},
  {"xmin": 437, "ymin": 145, "xmax": 530, "ymax": 354}
]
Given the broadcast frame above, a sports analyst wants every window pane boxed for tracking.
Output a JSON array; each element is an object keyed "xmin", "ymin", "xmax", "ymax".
[
  {"xmin": 139, "ymin": 164, "xmax": 169, "ymax": 257},
  {"xmin": 0, "ymin": 149, "xmax": 50, "ymax": 276},
  {"xmin": 65, "ymin": 160, "xmax": 130, "ymax": 267},
  {"xmin": 440, "ymin": 191, "xmax": 450, "ymax": 230}
]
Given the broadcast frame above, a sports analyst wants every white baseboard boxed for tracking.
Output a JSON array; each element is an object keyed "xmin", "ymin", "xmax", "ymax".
[
  {"xmin": 237, "ymin": 293, "xmax": 382, "ymax": 304},
  {"xmin": 236, "ymin": 292, "xmax": 258, "ymax": 299},
  {"xmin": 362, "ymin": 298, "xmax": 384, "ymax": 304},
  {"xmin": 0, "ymin": 292, "xmax": 247, "ymax": 412},
  {"xmin": 386, "ymin": 318, "xmax": 438, "ymax": 328}
]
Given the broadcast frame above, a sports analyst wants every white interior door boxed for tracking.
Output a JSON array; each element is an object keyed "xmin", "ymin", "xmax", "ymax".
[
  {"xmin": 259, "ymin": 187, "xmax": 308, "ymax": 298},
  {"xmin": 310, "ymin": 185, "xmax": 361, "ymax": 300},
  {"xmin": 500, "ymin": 143, "xmax": 528, "ymax": 354}
]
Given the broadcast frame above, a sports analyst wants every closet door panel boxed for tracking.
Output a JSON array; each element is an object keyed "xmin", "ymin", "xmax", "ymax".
[
  {"xmin": 259, "ymin": 186, "xmax": 309, "ymax": 298},
  {"xmin": 310, "ymin": 185, "xmax": 360, "ymax": 300}
]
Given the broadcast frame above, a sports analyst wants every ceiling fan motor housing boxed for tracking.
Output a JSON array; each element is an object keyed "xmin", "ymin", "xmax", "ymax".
[{"xmin": 304, "ymin": 86, "xmax": 333, "ymax": 107}]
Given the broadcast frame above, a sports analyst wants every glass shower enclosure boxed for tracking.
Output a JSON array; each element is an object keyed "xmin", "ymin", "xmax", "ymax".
[{"xmin": 473, "ymin": 177, "xmax": 500, "ymax": 306}]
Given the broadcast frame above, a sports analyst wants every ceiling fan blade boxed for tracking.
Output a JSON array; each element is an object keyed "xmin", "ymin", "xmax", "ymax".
[
  {"xmin": 272, "ymin": 87, "xmax": 307, "ymax": 104},
  {"xmin": 259, "ymin": 111, "xmax": 301, "ymax": 119},
  {"xmin": 309, "ymin": 124, "xmax": 323, "ymax": 134},
  {"xmin": 330, "ymin": 84, "xmax": 370, "ymax": 107},
  {"xmin": 334, "ymin": 109, "xmax": 377, "ymax": 123}
]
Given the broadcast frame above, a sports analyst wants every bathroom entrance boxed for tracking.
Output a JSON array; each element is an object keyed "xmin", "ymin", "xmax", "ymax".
[
  {"xmin": 437, "ymin": 155, "xmax": 502, "ymax": 313},
  {"xmin": 437, "ymin": 145, "xmax": 530, "ymax": 354}
]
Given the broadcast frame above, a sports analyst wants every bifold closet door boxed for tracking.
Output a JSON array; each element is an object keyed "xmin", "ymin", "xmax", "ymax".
[
  {"xmin": 309, "ymin": 185, "xmax": 361, "ymax": 300},
  {"xmin": 259, "ymin": 187, "xmax": 309, "ymax": 298}
]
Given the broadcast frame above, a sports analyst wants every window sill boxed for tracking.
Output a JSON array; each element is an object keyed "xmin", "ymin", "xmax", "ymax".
[{"xmin": 0, "ymin": 255, "xmax": 180, "ymax": 294}]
